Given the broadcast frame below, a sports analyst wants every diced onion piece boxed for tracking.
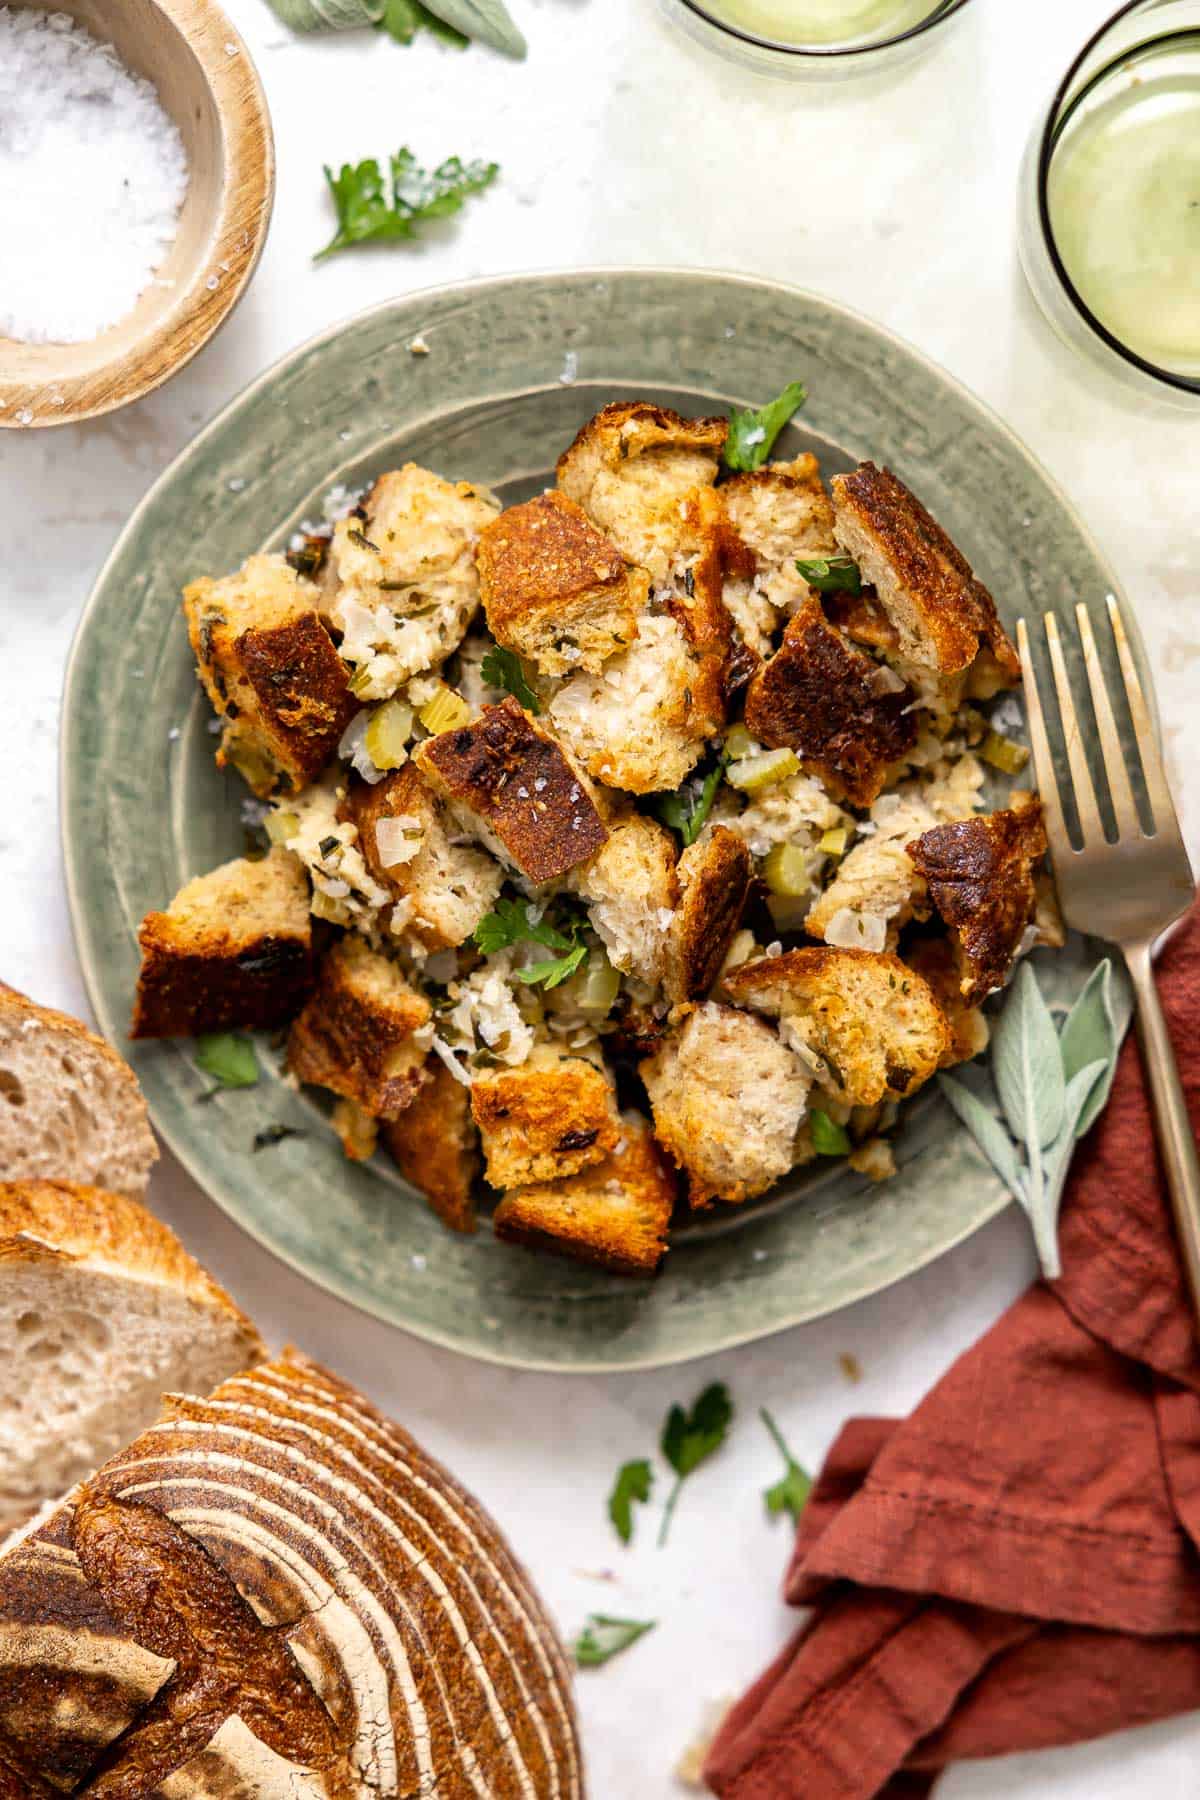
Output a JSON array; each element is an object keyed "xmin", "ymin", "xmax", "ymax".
[
  {"xmin": 364, "ymin": 699, "xmax": 413, "ymax": 771},
  {"xmin": 726, "ymin": 748, "xmax": 800, "ymax": 794},
  {"xmin": 311, "ymin": 889, "xmax": 351, "ymax": 925},
  {"xmin": 762, "ymin": 841, "xmax": 813, "ymax": 898},
  {"xmin": 819, "ymin": 827, "xmax": 848, "ymax": 857},
  {"xmin": 419, "ymin": 682, "xmax": 472, "ymax": 735},
  {"xmin": 868, "ymin": 663, "xmax": 907, "ymax": 696},
  {"xmin": 576, "ymin": 951, "xmax": 621, "ymax": 1017},
  {"xmin": 824, "ymin": 908, "xmax": 888, "ymax": 952},
  {"xmin": 980, "ymin": 730, "xmax": 1030, "ymax": 774},
  {"xmin": 723, "ymin": 722, "xmax": 760, "ymax": 761},
  {"xmin": 265, "ymin": 809, "xmax": 300, "ymax": 847},
  {"xmin": 373, "ymin": 814, "xmax": 423, "ymax": 868}
]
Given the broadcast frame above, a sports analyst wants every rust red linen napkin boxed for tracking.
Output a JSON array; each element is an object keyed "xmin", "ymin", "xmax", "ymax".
[{"xmin": 706, "ymin": 899, "xmax": 1200, "ymax": 1799}]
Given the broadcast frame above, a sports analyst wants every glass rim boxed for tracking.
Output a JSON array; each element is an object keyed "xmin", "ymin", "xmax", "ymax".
[
  {"xmin": 675, "ymin": 0, "xmax": 973, "ymax": 59},
  {"xmin": 1036, "ymin": 0, "xmax": 1200, "ymax": 396}
]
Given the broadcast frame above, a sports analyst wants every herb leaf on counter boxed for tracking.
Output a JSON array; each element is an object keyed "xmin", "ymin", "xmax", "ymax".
[
  {"xmin": 810, "ymin": 1110, "xmax": 852, "ymax": 1157},
  {"xmin": 608, "ymin": 1458, "xmax": 653, "ymax": 1545},
  {"xmin": 481, "ymin": 645, "xmax": 541, "ymax": 713},
  {"xmin": 573, "ymin": 1615, "xmax": 656, "ymax": 1668},
  {"xmin": 760, "ymin": 1409, "xmax": 812, "ymax": 1525},
  {"xmin": 377, "ymin": 0, "xmax": 468, "ymax": 42},
  {"xmin": 420, "ymin": 0, "xmax": 525, "ymax": 55},
  {"xmin": 195, "ymin": 1034, "xmax": 259, "ymax": 1090},
  {"xmin": 796, "ymin": 555, "xmax": 863, "ymax": 596},
  {"xmin": 724, "ymin": 381, "xmax": 807, "ymax": 473},
  {"xmin": 316, "ymin": 150, "xmax": 498, "ymax": 260},
  {"xmin": 659, "ymin": 1382, "xmax": 733, "ymax": 1545}
]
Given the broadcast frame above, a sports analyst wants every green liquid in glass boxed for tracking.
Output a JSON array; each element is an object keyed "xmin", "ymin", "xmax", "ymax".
[
  {"xmin": 696, "ymin": 0, "xmax": 941, "ymax": 48},
  {"xmin": 1049, "ymin": 41, "xmax": 1200, "ymax": 377}
]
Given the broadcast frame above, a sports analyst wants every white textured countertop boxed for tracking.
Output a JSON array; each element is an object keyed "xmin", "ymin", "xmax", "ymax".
[{"xmin": 2, "ymin": 0, "xmax": 1198, "ymax": 1792}]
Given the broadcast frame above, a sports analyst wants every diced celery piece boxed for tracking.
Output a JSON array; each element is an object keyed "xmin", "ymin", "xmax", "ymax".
[
  {"xmin": 419, "ymin": 683, "xmax": 472, "ymax": 735},
  {"xmin": 726, "ymin": 748, "xmax": 800, "ymax": 794},
  {"xmin": 365, "ymin": 699, "xmax": 413, "ymax": 771},
  {"xmin": 265, "ymin": 809, "xmax": 299, "ymax": 847},
  {"xmin": 980, "ymin": 731, "xmax": 1030, "ymax": 774},
  {"xmin": 762, "ymin": 841, "xmax": 813, "ymax": 898},
  {"xmin": 819, "ymin": 827, "xmax": 848, "ymax": 857},
  {"xmin": 723, "ymin": 722, "xmax": 759, "ymax": 761},
  {"xmin": 577, "ymin": 951, "xmax": 621, "ymax": 1017}
]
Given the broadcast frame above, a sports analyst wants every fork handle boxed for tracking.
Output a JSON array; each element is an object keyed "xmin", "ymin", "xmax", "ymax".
[{"xmin": 1125, "ymin": 940, "xmax": 1200, "ymax": 1328}]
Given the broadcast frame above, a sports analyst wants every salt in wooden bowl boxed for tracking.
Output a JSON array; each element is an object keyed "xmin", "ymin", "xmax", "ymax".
[{"xmin": 0, "ymin": 0, "xmax": 274, "ymax": 429}]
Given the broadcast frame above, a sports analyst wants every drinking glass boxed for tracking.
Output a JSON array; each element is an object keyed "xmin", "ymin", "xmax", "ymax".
[{"xmin": 663, "ymin": 0, "xmax": 973, "ymax": 79}]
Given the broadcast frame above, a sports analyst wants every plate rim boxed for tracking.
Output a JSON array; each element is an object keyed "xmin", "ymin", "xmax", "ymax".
[{"xmin": 60, "ymin": 265, "xmax": 1142, "ymax": 1372}]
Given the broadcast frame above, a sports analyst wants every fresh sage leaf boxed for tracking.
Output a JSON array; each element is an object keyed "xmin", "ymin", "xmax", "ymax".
[
  {"xmin": 573, "ymin": 1615, "xmax": 656, "ymax": 1668},
  {"xmin": 420, "ymin": 0, "xmax": 525, "ymax": 55},
  {"xmin": 376, "ymin": 0, "xmax": 468, "ymax": 40},
  {"xmin": 608, "ymin": 1459, "xmax": 653, "ymax": 1545},
  {"xmin": 992, "ymin": 963, "xmax": 1066, "ymax": 1151},
  {"xmin": 1059, "ymin": 960, "xmax": 1118, "ymax": 1139},
  {"xmin": 724, "ymin": 381, "xmax": 807, "ymax": 473},
  {"xmin": 195, "ymin": 1034, "xmax": 259, "ymax": 1090},
  {"xmin": 938, "ymin": 1075, "xmax": 1025, "ymax": 1194},
  {"xmin": 267, "ymin": 0, "xmax": 383, "ymax": 28},
  {"xmin": 810, "ymin": 1109, "xmax": 852, "ymax": 1158}
]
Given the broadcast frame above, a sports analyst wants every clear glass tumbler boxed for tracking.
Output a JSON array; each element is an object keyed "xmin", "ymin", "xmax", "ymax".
[
  {"xmin": 1018, "ymin": 0, "xmax": 1200, "ymax": 405},
  {"xmin": 662, "ymin": 0, "xmax": 973, "ymax": 79}
]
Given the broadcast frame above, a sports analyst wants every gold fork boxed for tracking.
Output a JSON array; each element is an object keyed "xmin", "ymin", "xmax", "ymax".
[{"xmin": 1017, "ymin": 598, "xmax": 1200, "ymax": 1320}]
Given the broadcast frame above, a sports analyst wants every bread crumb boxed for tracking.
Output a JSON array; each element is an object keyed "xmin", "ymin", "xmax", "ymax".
[{"xmin": 838, "ymin": 1352, "xmax": 863, "ymax": 1383}]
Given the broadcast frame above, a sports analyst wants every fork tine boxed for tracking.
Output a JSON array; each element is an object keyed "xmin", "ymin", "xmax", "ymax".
[
  {"xmin": 1016, "ymin": 617, "xmax": 1073, "ymax": 864},
  {"xmin": 1044, "ymin": 611, "xmax": 1106, "ymax": 845},
  {"xmin": 1107, "ymin": 595, "xmax": 1180, "ymax": 840},
  {"xmin": 1075, "ymin": 602, "xmax": 1142, "ymax": 840}
]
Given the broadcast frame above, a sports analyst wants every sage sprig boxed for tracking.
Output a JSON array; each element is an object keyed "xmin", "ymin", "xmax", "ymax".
[
  {"xmin": 940, "ymin": 960, "xmax": 1120, "ymax": 1280},
  {"xmin": 262, "ymin": 0, "xmax": 525, "ymax": 53}
]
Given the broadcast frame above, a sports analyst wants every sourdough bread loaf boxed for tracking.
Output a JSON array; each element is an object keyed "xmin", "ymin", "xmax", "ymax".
[
  {"xmin": 0, "ymin": 1180, "xmax": 264, "ymax": 1535},
  {"xmin": 0, "ymin": 1350, "xmax": 583, "ymax": 1798}
]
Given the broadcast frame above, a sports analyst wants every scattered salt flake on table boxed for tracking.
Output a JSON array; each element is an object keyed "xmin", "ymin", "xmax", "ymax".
[
  {"xmin": 0, "ymin": 8, "xmax": 188, "ymax": 344},
  {"xmin": 559, "ymin": 350, "xmax": 579, "ymax": 385}
]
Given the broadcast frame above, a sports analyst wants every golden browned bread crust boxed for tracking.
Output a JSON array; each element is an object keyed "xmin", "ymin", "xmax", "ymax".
[
  {"xmin": 130, "ymin": 851, "xmax": 315, "ymax": 1040},
  {"xmin": 477, "ymin": 490, "xmax": 649, "ymax": 677},
  {"xmin": 415, "ymin": 697, "xmax": 608, "ymax": 883},
  {"xmin": 287, "ymin": 937, "xmax": 431, "ymax": 1120},
  {"xmin": 556, "ymin": 400, "xmax": 728, "ymax": 480},
  {"xmin": 743, "ymin": 599, "xmax": 918, "ymax": 807},
  {"xmin": 471, "ymin": 1046, "xmax": 620, "ymax": 1189},
  {"xmin": 823, "ymin": 586, "xmax": 902, "ymax": 651},
  {"xmin": 184, "ymin": 556, "xmax": 355, "ymax": 797},
  {"xmin": 907, "ymin": 794, "xmax": 1048, "ymax": 1001},
  {"xmin": 724, "ymin": 945, "xmax": 952, "ymax": 1108},
  {"xmin": 666, "ymin": 826, "xmax": 752, "ymax": 1005},
  {"xmin": 382, "ymin": 1061, "xmax": 480, "ymax": 1235},
  {"xmin": 831, "ymin": 463, "xmax": 1021, "ymax": 682},
  {"xmin": 494, "ymin": 1115, "xmax": 676, "ymax": 1276},
  {"xmin": 665, "ymin": 485, "xmax": 743, "ymax": 733},
  {"xmin": 903, "ymin": 936, "xmax": 991, "ymax": 1067},
  {"xmin": 0, "ymin": 1350, "xmax": 582, "ymax": 1796}
]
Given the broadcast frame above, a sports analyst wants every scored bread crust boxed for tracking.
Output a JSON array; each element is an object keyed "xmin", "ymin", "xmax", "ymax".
[
  {"xmin": 0, "ymin": 1349, "xmax": 583, "ymax": 1798},
  {"xmin": 0, "ymin": 984, "xmax": 158, "ymax": 1198},
  {"xmin": 0, "ymin": 1179, "xmax": 263, "ymax": 1363}
]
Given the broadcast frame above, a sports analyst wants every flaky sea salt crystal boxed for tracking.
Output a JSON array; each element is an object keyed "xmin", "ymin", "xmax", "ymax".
[{"xmin": 0, "ymin": 8, "xmax": 188, "ymax": 344}]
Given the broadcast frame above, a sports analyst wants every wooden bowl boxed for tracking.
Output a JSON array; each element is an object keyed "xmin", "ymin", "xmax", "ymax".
[{"xmin": 0, "ymin": 0, "xmax": 274, "ymax": 429}]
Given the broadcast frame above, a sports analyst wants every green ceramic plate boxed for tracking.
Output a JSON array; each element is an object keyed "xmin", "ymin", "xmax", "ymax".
[{"xmin": 62, "ymin": 269, "xmax": 1141, "ymax": 1371}]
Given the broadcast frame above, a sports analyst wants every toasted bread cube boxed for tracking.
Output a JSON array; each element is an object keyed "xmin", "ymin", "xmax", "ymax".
[
  {"xmin": 338, "ymin": 764, "xmax": 502, "ymax": 951},
  {"xmin": 666, "ymin": 485, "xmax": 738, "ymax": 727},
  {"xmin": 332, "ymin": 1096, "xmax": 379, "ymax": 1163},
  {"xmin": 570, "ymin": 813, "xmax": 680, "ymax": 986},
  {"xmin": 477, "ymin": 491, "xmax": 650, "ymax": 678},
  {"xmin": 806, "ymin": 792, "xmax": 940, "ymax": 949},
  {"xmin": 641, "ymin": 1002, "xmax": 812, "ymax": 1207},
  {"xmin": 494, "ymin": 1114, "xmax": 676, "ymax": 1276},
  {"xmin": 665, "ymin": 827, "xmax": 752, "ymax": 1005},
  {"xmin": 557, "ymin": 401, "xmax": 727, "ymax": 582},
  {"xmin": 330, "ymin": 465, "xmax": 500, "ymax": 700},
  {"xmin": 548, "ymin": 614, "xmax": 713, "ymax": 795},
  {"xmin": 904, "ymin": 936, "xmax": 990, "ymax": 1068},
  {"xmin": 744, "ymin": 600, "xmax": 918, "ymax": 807},
  {"xmin": 720, "ymin": 454, "xmax": 838, "ymax": 656},
  {"xmin": 831, "ymin": 464, "xmax": 1021, "ymax": 686},
  {"xmin": 724, "ymin": 946, "xmax": 951, "ymax": 1108},
  {"xmin": 907, "ymin": 793, "xmax": 1048, "ymax": 1002},
  {"xmin": 131, "ymin": 849, "xmax": 313, "ymax": 1039},
  {"xmin": 471, "ymin": 1042, "xmax": 621, "ymax": 1189},
  {"xmin": 823, "ymin": 587, "xmax": 901, "ymax": 652},
  {"xmin": 383, "ymin": 1060, "xmax": 480, "ymax": 1234},
  {"xmin": 415, "ymin": 697, "xmax": 608, "ymax": 883},
  {"xmin": 184, "ymin": 553, "xmax": 355, "ymax": 798},
  {"xmin": 288, "ymin": 936, "xmax": 431, "ymax": 1120}
]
